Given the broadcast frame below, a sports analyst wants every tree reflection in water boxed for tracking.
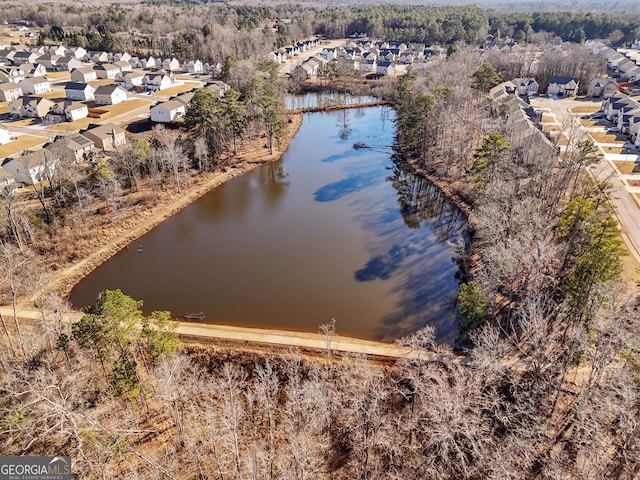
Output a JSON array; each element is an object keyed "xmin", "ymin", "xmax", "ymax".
[{"xmin": 356, "ymin": 153, "xmax": 469, "ymax": 343}]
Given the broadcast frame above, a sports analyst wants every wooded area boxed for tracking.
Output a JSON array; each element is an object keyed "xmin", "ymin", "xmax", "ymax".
[{"xmin": 1, "ymin": 1, "xmax": 640, "ymax": 478}]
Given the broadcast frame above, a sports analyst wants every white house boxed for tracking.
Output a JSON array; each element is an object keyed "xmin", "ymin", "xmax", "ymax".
[
  {"xmin": 0, "ymin": 125, "xmax": 11, "ymax": 145},
  {"xmin": 67, "ymin": 47, "xmax": 87, "ymax": 60},
  {"xmin": 150, "ymin": 99, "xmax": 186, "ymax": 123},
  {"xmin": 0, "ymin": 82, "xmax": 23, "ymax": 102},
  {"xmin": 547, "ymin": 76, "xmax": 580, "ymax": 97},
  {"xmin": 184, "ymin": 59, "xmax": 204, "ymax": 74},
  {"xmin": 94, "ymin": 63, "xmax": 120, "ymax": 79},
  {"xmin": 114, "ymin": 60, "xmax": 132, "ymax": 73},
  {"xmin": 18, "ymin": 77, "xmax": 52, "ymax": 95},
  {"xmin": 161, "ymin": 57, "xmax": 181, "ymax": 72},
  {"xmin": 55, "ymin": 56, "xmax": 82, "ymax": 71},
  {"xmin": 144, "ymin": 73, "xmax": 173, "ymax": 91},
  {"xmin": 512, "ymin": 77, "xmax": 539, "ymax": 96},
  {"xmin": 1, "ymin": 150, "xmax": 58, "ymax": 185},
  {"xmin": 118, "ymin": 71, "xmax": 145, "ymax": 90},
  {"xmin": 139, "ymin": 56, "xmax": 156, "ymax": 69},
  {"xmin": 94, "ymin": 85, "xmax": 128, "ymax": 105},
  {"xmin": 19, "ymin": 62, "xmax": 47, "ymax": 77},
  {"xmin": 70, "ymin": 67, "xmax": 97, "ymax": 83},
  {"xmin": 65, "ymin": 82, "xmax": 95, "ymax": 101},
  {"xmin": 48, "ymin": 100, "xmax": 89, "ymax": 123}
]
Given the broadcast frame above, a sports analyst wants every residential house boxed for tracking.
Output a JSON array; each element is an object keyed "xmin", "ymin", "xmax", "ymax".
[
  {"xmin": 602, "ymin": 95, "xmax": 640, "ymax": 122},
  {"xmin": 48, "ymin": 45, "xmax": 67, "ymax": 56},
  {"xmin": 616, "ymin": 107, "xmax": 640, "ymax": 134},
  {"xmin": 0, "ymin": 168, "xmax": 16, "ymax": 191},
  {"xmin": 49, "ymin": 100, "xmax": 88, "ymax": 122},
  {"xmin": 10, "ymin": 96, "xmax": 54, "ymax": 118},
  {"xmin": 144, "ymin": 73, "xmax": 173, "ymax": 91},
  {"xmin": 19, "ymin": 77, "xmax": 52, "ymax": 95},
  {"xmin": 1, "ymin": 150, "xmax": 58, "ymax": 185},
  {"xmin": 0, "ymin": 82, "xmax": 22, "ymax": 102},
  {"xmin": 12, "ymin": 51, "xmax": 39, "ymax": 65},
  {"xmin": 161, "ymin": 57, "xmax": 181, "ymax": 72},
  {"xmin": 49, "ymin": 134, "xmax": 94, "ymax": 162},
  {"xmin": 0, "ymin": 66, "xmax": 24, "ymax": 83},
  {"xmin": 206, "ymin": 80, "xmax": 230, "ymax": 97},
  {"xmin": 587, "ymin": 78, "xmax": 618, "ymax": 98},
  {"xmin": 631, "ymin": 117, "xmax": 640, "ymax": 147},
  {"xmin": 94, "ymin": 63, "xmax": 120, "ymax": 79},
  {"xmin": 618, "ymin": 59, "xmax": 639, "ymax": 80},
  {"xmin": 65, "ymin": 82, "xmax": 95, "ymax": 101},
  {"xmin": 116, "ymin": 71, "xmax": 145, "ymax": 90},
  {"xmin": 512, "ymin": 77, "xmax": 539, "ymax": 96},
  {"xmin": 150, "ymin": 99, "xmax": 186, "ymax": 123},
  {"xmin": 55, "ymin": 56, "xmax": 82, "ymax": 71},
  {"xmin": 112, "ymin": 52, "xmax": 132, "ymax": 63},
  {"xmin": 114, "ymin": 60, "xmax": 132, "ymax": 73},
  {"xmin": 0, "ymin": 125, "xmax": 11, "ymax": 145},
  {"xmin": 547, "ymin": 76, "xmax": 580, "ymax": 96},
  {"xmin": 183, "ymin": 59, "xmax": 204, "ymax": 74},
  {"xmin": 67, "ymin": 47, "xmax": 87, "ymax": 60},
  {"xmin": 360, "ymin": 58, "xmax": 377, "ymax": 74},
  {"xmin": 489, "ymin": 81, "xmax": 517, "ymax": 101},
  {"xmin": 94, "ymin": 85, "xmax": 128, "ymax": 105},
  {"xmin": 19, "ymin": 62, "xmax": 47, "ymax": 77},
  {"xmin": 36, "ymin": 54, "xmax": 60, "ymax": 70},
  {"xmin": 174, "ymin": 91, "xmax": 194, "ymax": 106},
  {"xmin": 376, "ymin": 61, "xmax": 396, "ymax": 76},
  {"xmin": 81, "ymin": 123, "xmax": 127, "ymax": 151},
  {"xmin": 88, "ymin": 51, "xmax": 109, "ymax": 63},
  {"xmin": 139, "ymin": 56, "xmax": 156, "ymax": 69},
  {"xmin": 70, "ymin": 67, "xmax": 97, "ymax": 83}
]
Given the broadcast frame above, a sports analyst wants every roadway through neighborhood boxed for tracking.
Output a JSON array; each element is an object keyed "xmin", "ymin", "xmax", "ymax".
[{"xmin": 532, "ymin": 96, "xmax": 640, "ymax": 263}]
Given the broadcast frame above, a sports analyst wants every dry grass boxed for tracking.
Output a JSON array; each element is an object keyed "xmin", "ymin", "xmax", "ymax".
[
  {"xmin": 47, "ymin": 117, "xmax": 95, "ymax": 132},
  {"xmin": 569, "ymin": 106, "xmax": 601, "ymax": 114},
  {"xmin": 555, "ymin": 135, "xmax": 571, "ymax": 146},
  {"xmin": 103, "ymin": 98, "xmax": 152, "ymax": 116},
  {"xmin": 38, "ymin": 90, "xmax": 67, "ymax": 100},
  {"xmin": 613, "ymin": 161, "xmax": 640, "ymax": 174},
  {"xmin": 4, "ymin": 117, "xmax": 39, "ymax": 127},
  {"xmin": 47, "ymin": 71, "xmax": 70, "ymax": 80},
  {"xmin": 0, "ymin": 134, "xmax": 48, "ymax": 157},
  {"xmin": 541, "ymin": 115, "xmax": 557, "ymax": 123},
  {"xmin": 0, "ymin": 102, "xmax": 9, "ymax": 114},
  {"xmin": 151, "ymin": 81, "xmax": 200, "ymax": 97},
  {"xmin": 590, "ymin": 131, "xmax": 626, "ymax": 143},
  {"xmin": 543, "ymin": 124, "xmax": 562, "ymax": 132},
  {"xmin": 627, "ymin": 180, "xmax": 640, "ymax": 186},
  {"xmin": 89, "ymin": 79, "xmax": 118, "ymax": 88}
]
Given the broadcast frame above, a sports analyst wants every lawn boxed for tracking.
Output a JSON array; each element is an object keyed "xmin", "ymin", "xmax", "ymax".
[
  {"xmin": 47, "ymin": 71, "xmax": 70, "ymax": 81},
  {"xmin": 590, "ymin": 131, "xmax": 627, "ymax": 143},
  {"xmin": 541, "ymin": 115, "xmax": 557, "ymax": 123},
  {"xmin": 613, "ymin": 161, "xmax": 640, "ymax": 175},
  {"xmin": 569, "ymin": 105, "xmax": 601, "ymax": 114},
  {"xmin": 0, "ymin": 134, "xmax": 48, "ymax": 157},
  {"xmin": 151, "ymin": 81, "xmax": 200, "ymax": 97},
  {"xmin": 88, "ymin": 79, "xmax": 118, "ymax": 88}
]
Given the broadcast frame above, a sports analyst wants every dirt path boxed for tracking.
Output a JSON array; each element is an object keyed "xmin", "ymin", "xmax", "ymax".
[{"xmin": 0, "ymin": 305, "xmax": 443, "ymax": 360}]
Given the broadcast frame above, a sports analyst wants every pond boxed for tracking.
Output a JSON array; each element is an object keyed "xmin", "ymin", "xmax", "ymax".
[
  {"xmin": 284, "ymin": 92, "xmax": 378, "ymax": 110},
  {"xmin": 69, "ymin": 105, "xmax": 466, "ymax": 343}
]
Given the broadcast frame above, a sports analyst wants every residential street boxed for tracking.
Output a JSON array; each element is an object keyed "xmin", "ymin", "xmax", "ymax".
[{"xmin": 532, "ymin": 96, "xmax": 640, "ymax": 263}]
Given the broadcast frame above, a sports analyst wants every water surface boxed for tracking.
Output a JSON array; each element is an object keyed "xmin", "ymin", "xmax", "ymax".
[{"xmin": 70, "ymin": 106, "xmax": 465, "ymax": 342}]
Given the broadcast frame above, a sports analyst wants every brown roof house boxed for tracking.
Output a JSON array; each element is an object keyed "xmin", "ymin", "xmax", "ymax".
[
  {"xmin": 47, "ymin": 134, "xmax": 95, "ymax": 162},
  {"xmin": 81, "ymin": 123, "xmax": 127, "ymax": 151}
]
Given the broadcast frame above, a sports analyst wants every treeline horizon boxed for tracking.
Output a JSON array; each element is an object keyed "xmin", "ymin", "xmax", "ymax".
[{"xmin": 11, "ymin": 2, "xmax": 639, "ymax": 65}]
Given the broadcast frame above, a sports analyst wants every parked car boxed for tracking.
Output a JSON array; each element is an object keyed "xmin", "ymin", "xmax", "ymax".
[
  {"xmin": 608, "ymin": 126, "xmax": 621, "ymax": 132},
  {"xmin": 591, "ymin": 112, "xmax": 605, "ymax": 119}
]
